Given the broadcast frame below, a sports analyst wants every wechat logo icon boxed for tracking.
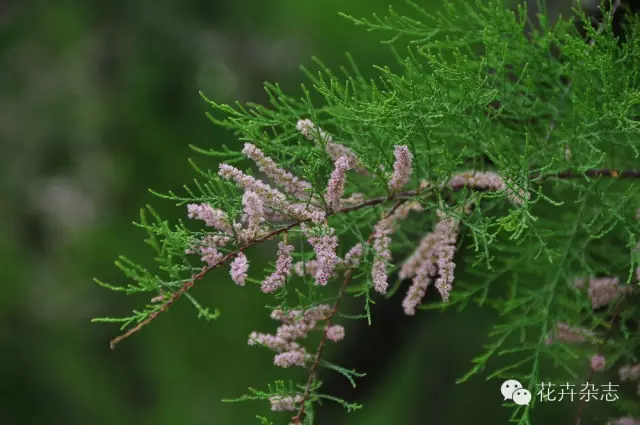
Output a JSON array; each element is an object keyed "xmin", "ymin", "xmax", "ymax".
[{"xmin": 501, "ymin": 379, "xmax": 532, "ymax": 406}]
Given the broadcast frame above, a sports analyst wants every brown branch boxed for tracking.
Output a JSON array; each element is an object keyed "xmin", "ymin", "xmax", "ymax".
[
  {"xmin": 291, "ymin": 200, "xmax": 407, "ymax": 425},
  {"xmin": 109, "ymin": 167, "xmax": 640, "ymax": 349}
]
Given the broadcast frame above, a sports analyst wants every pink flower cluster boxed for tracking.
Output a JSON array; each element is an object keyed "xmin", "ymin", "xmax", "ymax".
[
  {"xmin": 591, "ymin": 354, "xmax": 606, "ymax": 372},
  {"xmin": 187, "ymin": 203, "xmax": 232, "ymax": 232},
  {"xmin": 544, "ymin": 322, "xmax": 596, "ymax": 345},
  {"xmin": 230, "ymin": 253, "xmax": 249, "ymax": 286},
  {"xmin": 296, "ymin": 119, "xmax": 369, "ymax": 175},
  {"xmin": 304, "ymin": 226, "xmax": 340, "ymax": 286},
  {"xmin": 325, "ymin": 155, "xmax": 351, "ymax": 210},
  {"xmin": 219, "ymin": 163, "xmax": 325, "ymax": 223},
  {"xmin": 242, "ymin": 143, "xmax": 312, "ymax": 200},
  {"xmin": 293, "ymin": 242, "xmax": 364, "ymax": 279},
  {"xmin": 269, "ymin": 394, "xmax": 304, "ymax": 411},
  {"xmin": 388, "ymin": 145, "xmax": 413, "ymax": 193},
  {"xmin": 371, "ymin": 202, "xmax": 423, "ymax": 295},
  {"xmin": 619, "ymin": 363, "xmax": 640, "ymax": 382},
  {"xmin": 261, "ymin": 242, "xmax": 294, "ymax": 293},
  {"xmin": 574, "ymin": 276, "xmax": 632, "ymax": 309},
  {"xmin": 447, "ymin": 170, "xmax": 530, "ymax": 206},
  {"xmin": 400, "ymin": 210, "xmax": 460, "ymax": 314},
  {"xmin": 248, "ymin": 305, "xmax": 342, "ymax": 369}
]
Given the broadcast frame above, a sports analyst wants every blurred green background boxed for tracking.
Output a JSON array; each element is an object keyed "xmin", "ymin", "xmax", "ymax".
[{"xmin": 0, "ymin": 1, "xmax": 629, "ymax": 424}]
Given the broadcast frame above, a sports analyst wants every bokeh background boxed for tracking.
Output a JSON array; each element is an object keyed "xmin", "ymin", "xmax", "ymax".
[{"xmin": 1, "ymin": 1, "xmax": 634, "ymax": 424}]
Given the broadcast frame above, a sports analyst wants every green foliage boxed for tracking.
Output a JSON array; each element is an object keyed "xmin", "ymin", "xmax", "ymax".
[{"xmin": 96, "ymin": 1, "xmax": 640, "ymax": 424}]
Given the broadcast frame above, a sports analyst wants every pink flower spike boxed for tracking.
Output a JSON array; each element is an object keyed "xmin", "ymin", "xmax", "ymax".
[
  {"xmin": 306, "ymin": 229, "xmax": 340, "ymax": 286},
  {"xmin": 590, "ymin": 354, "xmax": 606, "ymax": 372},
  {"xmin": 242, "ymin": 143, "xmax": 312, "ymax": 200},
  {"xmin": 326, "ymin": 325, "xmax": 345, "ymax": 343},
  {"xmin": 296, "ymin": 119, "xmax": 369, "ymax": 175},
  {"xmin": 230, "ymin": 253, "xmax": 249, "ymax": 286},
  {"xmin": 269, "ymin": 395, "xmax": 304, "ymax": 412},
  {"xmin": 241, "ymin": 190, "xmax": 265, "ymax": 243},
  {"xmin": 186, "ymin": 203, "xmax": 231, "ymax": 233},
  {"xmin": 274, "ymin": 349, "xmax": 307, "ymax": 368},
  {"xmin": 261, "ymin": 242, "xmax": 294, "ymax": 293},
  {"xmin": 200, "ymin": 246, "xmax": 223, "ymax": 267},
  {"xmin": 388, "ymin": 145, "xmax": 413, "ymax": 193},
  {"xmin": 325, "ymin": 155, "xmax": 351, "ymax": 209},
  {"xmin": 219, "ymin": 164, "xmax": 325, "ymax": 223}
]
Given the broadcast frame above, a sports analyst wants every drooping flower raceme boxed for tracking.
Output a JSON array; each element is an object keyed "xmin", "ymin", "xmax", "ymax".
[
  {"xmin": 230, "ymin": 253, "xmax": 249, "ymax": 286},
  {"xmin": 187, "ymin": 203, "xmax": 232, "ymax": 233},
  {"xmin": 371, "ymin": 202, "xmax": 423, "ymax": 295},
  {"xmin": 261, "ymin": 242, "xmax": 294, "ymax": 293},
  {"xmin": 269, "ymin": 394, "xmax": 304, "ymax": 412},
  {"xmin": 447, "ymin": 170, "xmax": 529, "ymax": 206},
  {"xmin": 249, "ymin": 304, "xmax": 340, "ymax": 371},
  {"xmin": 325, "ymin": 155, "xmax": 351, "ymax": 209},
  {"xmin": 296, "ymin": 118, "xmax": 369, "ymax": 175},
  {"xmin": 544, "ymin": 322, "xmax": 596, "ymax": 345},
  {"xmin": 305, "ymin": 228, "xmax": 340, "ymax": 286},
  {"xmin": 400, "ymin": 210, "xmax": 460, "ymax": 312},
  {"xmin": 219, "ymin": 164, "xmax": 325, "ymax": 223},
  {"xmin": 388, "ymin": 145, "xmax": 413, "ymax": 193},
  {"xmin": 619, "ymin": 364, "xmax": 640, "ymax": 381},
  {"xmin": 591, "ymin": 354, "xmax": 606, "ymax": 372},
  {"xmin": 242, "ymin": 143, "xmax": 312, "ymax": 200},
  {"xmin": 240, "ymin": 190, "xmax": 265, "ymax": 243}
]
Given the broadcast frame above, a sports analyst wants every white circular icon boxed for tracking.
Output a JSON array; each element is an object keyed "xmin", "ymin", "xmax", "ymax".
[
  {"xmin": 500, "ymin": 379, "xmax": 523, "ymax": 400},
  {"xmin": 512, "ymin": 389, "xmax": 532, "ymax": 406}
]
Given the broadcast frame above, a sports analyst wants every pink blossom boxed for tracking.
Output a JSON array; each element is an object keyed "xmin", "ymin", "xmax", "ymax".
[
  {"xmin": 447, "ymin": 170, "xmax": 529, "ymax": 206},
  {"xmin": 343, "ymin": 243, "xmax": 364, "ymax": 268},
  {"xmin": 230, "ymin": 253, "xmax": 249, "ymax": 286},
  {"xmin": 247, "ymin": 332, "xmax": 300, "ymax": 353},
  {"xmin": 200, "ymin": 246, "xmax": 223, "ymax": 267},
  {"xmin": 399, "ymin": 233, "xmax": 439, "ymax": 280},
  {"xmin": 276, "ymin": 322, "xmax": 312, "ymax": 341},
  {"xmin": 590, "ymin": 354, "xmax": 606, "ymax": 372},
  {"xmin": 326, "ymin": 325, "xmax": 345, "ymax": 343},
  {"xmin": 296, "ymin": 119, "xmax": 369, "ymax": 175},
  {"xmin": 305, "ymin": 228, "xmax": 340, "ymax": 286},
  {"xmin": 371, "ymin": 202, "xmax": 423, "ymax": 294},
  {"xmin": 574, "ymin": 276, "xmax": 632, "ymax": 309},
  {"xmin": 588, "ymin": 276, "xmax": 626, "ymax": 309},
  {"xmin": 240, "ymin": 190, "xmax": 265, "ymax": 243},
  {"xmin": 186, "ymin": 203, "xmax": 231, "ymax": 233},
  {"xmin": 619, "ymin": 364, "xmax": 640, "ymax": 381},
  {"xmin": 371, "ymin": 259, "xmax": 389, "ymax": 294},
  {"xmin": 269, "ymin": 395, "xmax": 304, "ymax": 411},
  {"xmin": 242, "ymin": 143, "xmax": 312, "ymax": 200},
  {"xmin": 219, "ymin": 164, "xmax": 325, "ymax": 223},
  {"xmin": 261, "ymin": 242, "xmax": 294, "ymax": 293},
  {"xmin": 274, "ymin": 349, "xmax": 307, "ymax": 368},
  {"xmin": 402, "ymin": 268, "xmax": 434, "ymax": 315},
  {"xmin": 544, "ymin": 322, "xmax": 595, "ymax": 345},
  {"xmin": 447, "ymin": 170, "xmax": 506, "ymax": 191},
  {"xmin": 432, "ymin": 212, "xmax": 460, "ymax": 302},
  {"xmin": 325, "ymin": 155, "xmax": 350, "ymax": 209},
  {"xmin": 388, "ymin": 145, "xmax": 413, "ymax": 192},
  {"xmin": 399, "ymin": 210, "xmax": 459, "ymax": 305}
]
